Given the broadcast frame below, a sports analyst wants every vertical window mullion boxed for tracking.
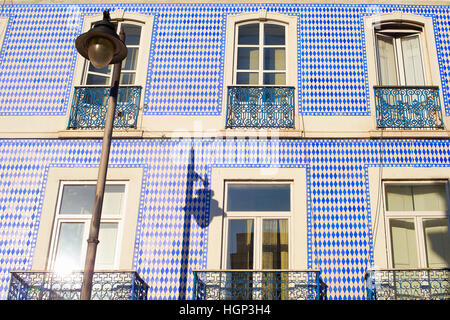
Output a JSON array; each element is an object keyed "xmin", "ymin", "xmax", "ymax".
[
  {"xmin": 395, "ymin": 37, "xmax": 406, "ymax": 86},
  {"xmin": 415, "ymin": 217, "xmax": 427, "ymax": 268}
]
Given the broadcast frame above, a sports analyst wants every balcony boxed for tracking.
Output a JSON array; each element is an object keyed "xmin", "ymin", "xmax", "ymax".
[
  {"xmin": 192, "ymin": 270, "xmax": 326, "ymax": 300},
  {"xmin": 365, "ymin": 268, "xmax": 450, "ymax": 300},
  {"xmin": 226, "ymin": 86, "xmax": 295, "ymax": 129},
  {"xmin": 7, "ymin": 270, "xmax": 149, "ymax": 300},
  {"xmin": 68, "ymin": 86, "xmax": 141, "ymax": 130},
  {"xmin": 374, "ymin": 86, "xmax": 444, "ymax": 129}
]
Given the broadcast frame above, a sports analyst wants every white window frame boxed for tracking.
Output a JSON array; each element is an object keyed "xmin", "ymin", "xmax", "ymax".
[
  {"xmin": 0, "ymin": 17, "xmax": 8, "ymax": 52},
  {"xmin": 69, "ymin": 10, "xmax": 153, "ymax": 129},
  {"xmin": 222, "ymin": 10, "xmax": 299, "ymax": 129},
  {"xmin": 367, "ymin": 166, "xmax": 450, "ymax": 269},
  {"xmin": 81, "ymin": 20, "xmax": 144, "ymax": 87},
  {"xmin": 32, "ymin": 167, "xmax": 143, "ymax": 271},
  {"xmin": 221, "ymin": 181, "xmax": 293, "ymax": 270},
  {"xmin": 47, "ymin": 181, "xmax": 128, "ymax": 271},
  {"xmin": 374, "ymin": 23, "xmax": 429, "ymax": 86},
  {"xmin": 382, "ymin": 180, "xmax": 450, "ymax": 269},
  {"xmin": 233, "ymin": 21, "xmax": 288, "ymax": 86},
  {"xmin": 363, "ymin": 12, "xmax": 445, "ymax": 130}
]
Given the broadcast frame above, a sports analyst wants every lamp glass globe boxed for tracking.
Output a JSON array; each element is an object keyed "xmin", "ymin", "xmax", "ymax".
[{"xmin": 87, "ymin": 36, "xmax": 114, "ymax": 69}]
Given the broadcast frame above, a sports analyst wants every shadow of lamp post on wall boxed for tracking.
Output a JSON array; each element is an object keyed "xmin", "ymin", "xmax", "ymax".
[{"xmin": 74, "ymin": 10, "xmax": 127, "ymax": 300}]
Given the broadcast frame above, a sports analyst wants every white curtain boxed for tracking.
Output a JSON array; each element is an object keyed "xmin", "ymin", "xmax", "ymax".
[
  {"xmin": 95, "ymin": 223, "xmax": 119, "ymax": 269},
  {"xmin": 377, "ymin": 35, "xmax": 398, "ymax": 85},
  {"xmin": 401, "ymin": 35, "xmax": 425, "ymax": 86},
  {"xmin": 385, "ymin": 185, "xmax": 414, "ymax": 211},
  {"xmin": 386, "ymin": 184, "xmax": 448, "ymax": 211},
  {"xmin": 412, "ymin": 185, "xmax": 448, "ymax": 211},
  {"xmin": 101, "ymin": 185, "xmax": 125, "ymax": 216},
  {"xmin": 423, "ymin": 219, "xmax": 450, "ymax": 268},
  {"xmin": 390, "ymin": 219, "xmax": 418, "ymax": 268}
]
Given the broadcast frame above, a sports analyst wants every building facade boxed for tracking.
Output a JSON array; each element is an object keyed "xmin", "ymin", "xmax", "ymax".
[{"xmin": 0, "ymin": 0, "xmax": 449, "ymax": 300}]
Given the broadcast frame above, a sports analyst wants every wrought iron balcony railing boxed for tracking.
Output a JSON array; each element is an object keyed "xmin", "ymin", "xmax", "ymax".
[
  {"xmin": 7, "ymin": 270, "xmax": 149, "ymax": 300},
  {"xmin": 226, "ymin": 86, "xmax": 295, "ymax": 129},
  {"xmin": 192, "ymin": 270, "xmax": 326, "ymax": 300},
  {"xmin": 68, "ymin": 86, "xmax": 141, "ymax": 130},
  {"xmin": 374, "ymin": 86, "xmax": 444, "ymax": 129},
  {"xmin": 365, "ymin": 268, "xmax": 450, "ymax": 300}
]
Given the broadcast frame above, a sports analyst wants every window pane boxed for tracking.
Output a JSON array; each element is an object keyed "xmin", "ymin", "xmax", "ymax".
[
  {"xmin": 121, "ymin": 24, "xmax": 141, "ymax": 46},
  {"xmin": 54, "ymin": 222, "xmax": 84, "ymax": 271},
  {"xmin": 237, "ymin": 47, "xmax": 259, "ymax": 70},
  {"xmin": 236, "ymin": 72, "xmax": 258, "ymax": 85},
  {"xmin": 122, "ymin": 47, "xmax": 139, "ymax": 71},
  {"xmin": 59, "ymin": 185, "xmax": 96, "ymax": 215},
  {"xmin": 401, "ymin": 35, "xmax": 425, "ymax": 86},
  {"xmin": 227, "ymin": 219, "xmax": 254, "ymax": 269},
  {"xmin": 412, "ymin": 184, "xmax": 448, "ymax": 211},
  {"xmin": 238, "ymin": 23, "xmax": 259, "ymax": 45},
  {"xmin": 102, "ymin": 185, "xmax": 125, "ymax": 216},
  {"xmin": 376, "ymin": 35, "xmax": 398, "ymax": 85},
  {"xmin": 59, "ymin": 184, "xmax": 125, "ymax": 216},
  {"xmin": 120, "ymin": 72, "xmax": 136, "ymax": 85},
  {"xmin": 390, "ymin": 219, "xmax": 418, "ymax": 268},
  {"xmin": 264, "ymin": 24, "xmax": 285, "ymax": 45},
  {"xmin": 262, "ymin": 219, "xmax": 289, "ymax": 269},
  {"xmin": 88, "ymin": 63, "xmax": 112, "ymax": 75},
  {"xmin": 263, "ymin": 73, "xmax": 286, "ymax": 85},
  {"xmin": 264, "ymin": 48, "xmax": 286, "ymax": 70},
  {"xmin": 85, "ymin": 74, "xmax": 110, "ymax": 86},
  {"xmin": 227, "ymin": 184, "xmax": 290, "ymax": 212},
  {"xmin": 385, "ymin": 185, "xmax": 414, "ymax": 211},
  {"xmin": 423, "ymin": 219, "xmax": 450, "ymax": 268},
  {"xmin": 95, "ymin": 223, "xmax": 119, "ymax": 269}
]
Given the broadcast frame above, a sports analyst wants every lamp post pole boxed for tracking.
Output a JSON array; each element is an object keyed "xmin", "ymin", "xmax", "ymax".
[{"xmin": 76, "ymin": 11, "xmax": 127, "ymax": 300}]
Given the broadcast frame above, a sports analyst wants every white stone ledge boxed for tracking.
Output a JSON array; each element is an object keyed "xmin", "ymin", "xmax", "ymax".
[
  {"xmin": 10, "ymin": 0, "xmax": 450, "ymax": 5},
  {"xmin": 0, "ymin": 128, "xmax": 448, "ymax": 140},
  {"xmin": 57, "ymin": 129, "xmax": 144, "ymax": 139},
  {"xmin": 368, "ymin": 129, "xmax": 450, "ymax": 138}
]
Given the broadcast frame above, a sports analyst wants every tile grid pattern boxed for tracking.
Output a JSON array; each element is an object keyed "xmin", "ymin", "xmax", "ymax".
[
  {"xmin": 0, "ymin": 3, "xmax": 448, "ymax": 116},
  {"xmin": 0, "ymin": 138, "xmax": 449, "ymax": 299}
]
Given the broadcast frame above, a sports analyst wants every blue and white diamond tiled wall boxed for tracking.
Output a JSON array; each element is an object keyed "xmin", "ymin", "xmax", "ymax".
[
  {"xmin": 0, "ymin": 138, "xmax": 448, "ymax": 300},
  {"xmin": 0, "ymin": 2, "xmax": 449, "ymax": 301},
  {"xmin": 0, "ymin": 3, "xmax": 449, "ymax": 116}
]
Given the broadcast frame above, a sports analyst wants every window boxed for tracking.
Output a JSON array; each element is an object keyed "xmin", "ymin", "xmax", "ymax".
[
  {"xmin": 364, "ymin": 13, "xmax": 445, "ymax": 130},
  {"xmin": 221, "ymin": 182, "xmax": 291, "ymax": 299},
  {"xmin": 83, "ymin": 22, "xmax": 142, "ymax": 86},
  {"xmin": 73, "ymin": 10, "xmax": 153, "ymax": 88},
  {"xmin": 67, "ymin": 11, "xmax": 153, "ymax": 131},
  {"xmin": 32, "ymin": 167, "xmax": 142, "ymax": 272},
  {"xmin": 223, "ymin": 183, "xmax": 291, "ymax": 270},
  {"xmin": 384, "ymin": 182, "xmax": 450, "ymax": 269},
  {"xmin": 375, "ymin": 22, "xmax": 427, "ymax": 86},
  {"xmin": 48, "ymin": 182, "xmax": 127, "ymax": 272},
  {"xmin": 223, "ymin": 11, "xmax": 297, "ymax": 129},
  {"xmin": 234, "ymin": 22, "xmax": 287, "ymax": 86}
]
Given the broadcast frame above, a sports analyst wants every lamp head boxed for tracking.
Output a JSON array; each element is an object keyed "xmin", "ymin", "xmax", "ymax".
[{"xmin": 75, "ymin": 10, "xmax": 127, "ymax": 68}]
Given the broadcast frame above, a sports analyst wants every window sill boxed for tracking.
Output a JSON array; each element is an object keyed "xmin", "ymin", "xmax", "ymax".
[
  {"xmin": 369, "ymin": 129, "xmax": 450, "ymax": 138},
  {"xmin": 58, "ymin": 129, "xmax": 144, "ymax": 139}
]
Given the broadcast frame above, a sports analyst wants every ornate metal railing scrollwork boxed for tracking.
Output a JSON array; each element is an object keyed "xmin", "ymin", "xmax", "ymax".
[
  {"xmin": 374, "ymin": 86, "xmax": 444, "ymax": 129},
  {"xmin": 226, "ymin": 86, "xmax": 295, "ymax": 129},
  {"xmin": 192, "ymin": 270, "xmax": 326, "ymax": 300},
  {"xmin": 7, "ymin": 270, "xmax": 149, "ymax": 300},
  {"xmin": 68, "ymin": 86, "xmax": 142, "ymax": 130},
  {"xmin": 365, "ymin": 268, "xmax": 450, "ymax": 300}
]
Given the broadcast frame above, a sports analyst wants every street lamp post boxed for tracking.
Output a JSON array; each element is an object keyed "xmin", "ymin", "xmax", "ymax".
[{"xmin": 74, "ymin": 10, "xmax": 127, "ymax": 300}]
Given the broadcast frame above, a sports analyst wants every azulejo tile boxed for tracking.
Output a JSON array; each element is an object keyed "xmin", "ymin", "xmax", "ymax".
[{"xmin": 0, "ymin": 138, "xmax": 448, "ymax": 299}]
